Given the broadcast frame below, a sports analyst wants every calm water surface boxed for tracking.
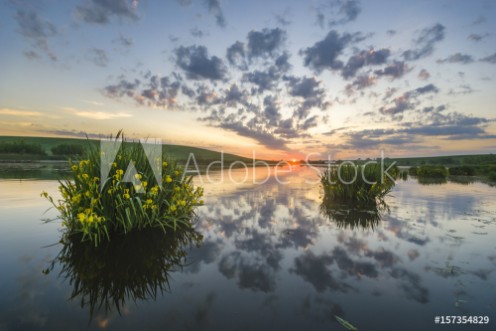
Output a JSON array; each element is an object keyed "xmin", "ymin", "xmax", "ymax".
[{"xmin": 0, "ymin": 166, "xmax": 495, "ymax": 330}]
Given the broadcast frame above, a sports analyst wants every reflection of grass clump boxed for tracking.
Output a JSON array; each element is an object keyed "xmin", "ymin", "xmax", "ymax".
[
  {"xmin": 417, "ymin": 165, "xmax": 448, "ymax": 178},
  {"xmin": 320, "ymin": 199, "xmax": 387, "ymax": 230},
  {"xmin": 321, "ymin": 164, "xmax": 396, "ymax": 203},
  {"xmin": 44, "ymin": 227, "xmax": 202, "ymax": 317},
  {"xmin": 42, "ymin": 133, "xmax": 204, "ymax": 246},
  {"xmin": 408, "ymin": 166, "xmax": 418, "ymax": 176},
  {"xmin": 449, "ymin": 165, "xmax": 476, "ymax": 176}
]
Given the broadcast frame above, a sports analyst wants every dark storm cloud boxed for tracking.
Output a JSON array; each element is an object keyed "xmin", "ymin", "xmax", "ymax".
[
  {"xmin": 374, "ymin": 61, "xmax": 408, "ymax": 79},
  {"xmin": 175, "ymin": 45, "xmax": 227, "ymax": 80},
  {"xmin": 15, "ymin": 10, "xmax": 58, "ymax": 61},
  {"xmin": 247, "ymin": 28, "xmax": 286, "ymax": 59},
  {"xmin": 75, "ymin": 0, "xmax": 138, "ymax": 24},
  {"xmin": 480, "ymin": 53, "xmax": 496, "ymax": 64},
  {"xmin": 437, "ymin": 53, "xmax": 474, "ymax": 64},
  {"xmin": 87, "ymin": 48, "xmax": 109, "ymax": 67},
  {"xmin": 403, "ymin": 23, "xmax": 445, "ymax": 61},
  {"xmin": 301, "ymin": 30, "xmax": 355, "ymax": 73},
  {"xmin": 341, "ymin": 48, "xmax": 390, "ymax": 78}
]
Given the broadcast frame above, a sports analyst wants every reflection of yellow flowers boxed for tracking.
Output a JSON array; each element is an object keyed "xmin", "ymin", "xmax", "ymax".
[{"xmin": 134, "ymin": 173, "xmax": 142, "ymax": 180}]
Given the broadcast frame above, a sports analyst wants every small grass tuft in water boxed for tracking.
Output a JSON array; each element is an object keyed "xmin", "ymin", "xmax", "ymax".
[
  {"xmin": 321, "ymin": 163, "xmax": 396, "ymax": 204},
  {"xmin": 417, "ymin": 165, "xmax": 448, "ymax": 178}
]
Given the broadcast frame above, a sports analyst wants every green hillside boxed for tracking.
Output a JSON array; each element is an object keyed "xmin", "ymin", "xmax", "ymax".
[{"xmin": 0, "ymin": 136, "xmax": 255, "ymax": 164}]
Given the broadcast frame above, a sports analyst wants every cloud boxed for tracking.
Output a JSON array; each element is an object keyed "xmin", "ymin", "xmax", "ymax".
[
  {"xmin": 341, "ymin": 48, "xmax": 391, "ymax": 78},
  {"xmin": 41, "ymin": 129, "xmax": 102, "ymax": 139},
  {"xmin": 412, "ymin": 83, "xmax": 439, "ymax": 95},
  {"xmin": 480, "ymin": 53, "xmax": 496, "ymax": 64},
  {"xmin": 379, "ymin": 84, "xmax": 439, "ymax": 116},
  {"xmin": 175, "ymin": 45, "xmax": 227, "ymax": 80},
  {"xmin": 15, "ymin": 10, "xmax": 58, "ymax": 61},
  {"xmin": 87, "ymin": 48, "xmax": 109, "ymax": 67},
  {"xmin": 75, "ymin": 0, "xmax": 138, "ymax": 24},
  {"xmin": 471, "ymin": 15, "xmax": 486, "ymax": 25},
  {"xmin": 65, "ymin": 108, "xmax": 132, "ymax": 120},
  {"xmin": 247, "ymin": 28, "xmax": 286, "ymax": 59},
  {"xmin": 301, "ymin": 30, "xmax": 355, "ymax": 73},
  {"xmin": 205, "ymin": 0, "xmax": 226, "ymax": 27},
  {"xmin": 263, "ymin": 95, "xmax": 281, "ymax": 126},
  {"xmin": 113, "ymin": 34, "xmax": 133, "ymax": 48},
  {"xmin": 285, "ymin": 76, "xmax": 328, "ymax": 118},
  {"xmin": 467, "ymin": 33, "xmax": 490, "ymax": 42},
  {"xmin": 418, "ymin": 69, "xmax": 430, "ymax": 80},
  {"xmin": 104, "ymin": 74, "xmax": 184, "ymax": 109},
  {"xmin": 243, "ymin": 68, "xmax": 280, "ymax": 93},
  {"xmin": 320, "ymin": 0, "xmax": 362, "ymax": 27},
  {"xmin": 374, "ymin": 61, "xmax": 408, "ymax": 79},
  {"xmin": 219, "ymin": 120, "xmax": 289, "ymax": 151},
  {"xmin": 437, "ymin": 53, "xmax": 474, "ymax": 64},
  {"xmin": 0, "ymin": 108, "xmax": 45, "ymax": 117},
  {"xmin": 345, "ymin": 74, "xmax": 376, "ymax": 93},
  {"xmin": 226, "ymin": 41, "xmax": 247, "ymax": 69},
  {"xmin": 190, "ymin": 26, "xmax": 205, "ymax": 38},
  {"xmin": 403, "ymin": 23, "xmax": 445, "ymax": 61}
]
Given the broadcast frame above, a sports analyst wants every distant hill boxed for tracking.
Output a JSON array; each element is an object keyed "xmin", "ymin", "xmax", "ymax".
[{"xmin": 0, "ymin": 136, "xmax": 257, "ymax": 164}]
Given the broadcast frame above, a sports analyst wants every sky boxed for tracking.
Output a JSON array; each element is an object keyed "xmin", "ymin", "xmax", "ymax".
[{"xmin": 0, "ymin": 0, "xmax": 495, "ymax": 159}]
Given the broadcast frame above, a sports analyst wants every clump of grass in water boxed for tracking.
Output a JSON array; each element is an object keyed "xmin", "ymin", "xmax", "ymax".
[
  {"xmin": 416, "ymin": 165, "xmax": 448, "ymax": 179},
  {"xmin": 321, "ymin": 163, "xmax": 396, "ymax": 204},
  {"xmin": 42, "ymin": 132, "xmax": 204, "ymax": 246}
]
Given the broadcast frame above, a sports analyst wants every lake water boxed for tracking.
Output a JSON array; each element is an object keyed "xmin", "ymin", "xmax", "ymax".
[{"xmin": 0, "ymin": 165, "xmax": 495, "ymax": 330}]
